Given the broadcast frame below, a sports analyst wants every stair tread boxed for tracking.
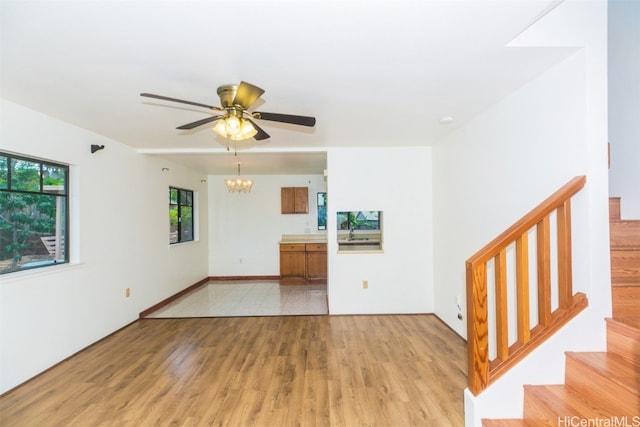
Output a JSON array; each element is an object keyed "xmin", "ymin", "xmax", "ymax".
[
  {"xmin": 566, "ymin": 351, "xmax": 640, "ymax": 396},
  {"xmin": 524, "ymin": 384, "xmax": 637, "ymax": 419},
  {"xmin": 611, "ymin": 279, "xmax": 640, "ymax": 287},
  {"xmin": 608, "ymin": 316, "xmax": 640, "ymax": 330}
]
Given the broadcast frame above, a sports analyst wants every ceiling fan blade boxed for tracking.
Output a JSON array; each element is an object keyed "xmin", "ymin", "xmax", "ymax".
[
  {"xmin": 141, "ymin": 93, "xmax": 220, "ymax": 110},
  {"xmin": 176, "ymin": 115, "xmax": 222, "ymax": 130},
  {"xmin": 233, "ymin": 81, "xmax": 265, "ymax": 110},
  {"xmin": 247, "ymin": 118, "xmax": 270, "ymax": 140},
  {"xmin": 254, "ymin": 111, "xmax": 316, "ymax": 127}
]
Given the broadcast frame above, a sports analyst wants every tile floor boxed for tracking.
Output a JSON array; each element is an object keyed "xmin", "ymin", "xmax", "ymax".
[{"xmin": 146, "ymin": 281, "xmax": 328, "ymax": 318}]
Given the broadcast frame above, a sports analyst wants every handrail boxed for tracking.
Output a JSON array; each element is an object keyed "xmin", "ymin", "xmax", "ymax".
[{"xmin": 466, "ymin": 176, "xmax": 588, "ymax": 395}]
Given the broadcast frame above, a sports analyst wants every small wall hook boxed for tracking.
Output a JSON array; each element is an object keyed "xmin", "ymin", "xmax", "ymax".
[{"xmin": 91, "ymin": 144, "xmax": 105, "ymax": 153}]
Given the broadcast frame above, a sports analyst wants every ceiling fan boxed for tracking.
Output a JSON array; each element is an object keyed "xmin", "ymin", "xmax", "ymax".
[{"xmin": 141, "ymin": 81, "xmax": 316, "ymax": 141}]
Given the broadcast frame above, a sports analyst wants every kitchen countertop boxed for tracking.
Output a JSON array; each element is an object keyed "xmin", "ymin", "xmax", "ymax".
[{"xmin": 279, "ymin": 234, "xmax": 327, "ymax": 244}]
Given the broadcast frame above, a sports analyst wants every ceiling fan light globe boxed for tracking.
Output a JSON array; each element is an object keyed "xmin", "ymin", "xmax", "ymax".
[
  {"xmin": 241, "ymin": 120, "xmax": 258, "ymax": 139},
  {"xmin": 213, "ymin": 121, "xmax": 227, "ymax": 138},
  {"xmin": 226, "ymin": 116, "xmax": 241, "ymax": 133}
]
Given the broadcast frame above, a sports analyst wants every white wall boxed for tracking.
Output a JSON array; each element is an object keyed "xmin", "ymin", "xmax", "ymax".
[
  {"xmin": 609, "ymin": 0, "xmax": 640, "ymax": 218},
  {"xmin": 433, "ymin": 50, "xmax": 591, "ymax": 338},
  {"xmin": 208, "ymin": 173, "xmax": 327, "ymax": 276},
  {"xmin": 326, "ymin": 147, "xmax": 434, "ymax": 314},
  {"xmin": 0, "ymin": 99, "xmax": 209, "ymax": 394},
  {"xmin": 432, "ymin": 1, "xmax": 609, "ymax": 424}
]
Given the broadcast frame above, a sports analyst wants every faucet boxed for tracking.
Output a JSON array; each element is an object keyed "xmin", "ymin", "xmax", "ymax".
[{"xmin": 349, "ymin": 226, "xmax": 354, "ymax": 240}]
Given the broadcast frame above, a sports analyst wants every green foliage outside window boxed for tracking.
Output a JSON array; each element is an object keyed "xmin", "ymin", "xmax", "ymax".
[
  {"xmin": 0, "ymin": 152, "xmax": 68, "ymax": 274},
  {"xmin": 169, "ymin": 187, "xmax": 193, "ymax": 244},
  {"xmin": 336, "ymin": 211, "xmax": 380, "ymax": 230}
]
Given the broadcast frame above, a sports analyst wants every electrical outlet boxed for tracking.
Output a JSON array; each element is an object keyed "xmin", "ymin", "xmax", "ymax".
[
  {"xmin": 125, "ymin": 288, "xmax": 130, "ymax": 298},
  {"xmin": 362, "ymin": 280, "xmax": 368, "ymax": 289}
]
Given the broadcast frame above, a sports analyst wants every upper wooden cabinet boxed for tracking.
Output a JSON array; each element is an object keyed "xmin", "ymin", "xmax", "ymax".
[{"xmin": 281, "ymin": 187, "xmax": 309, "ymax": 214}]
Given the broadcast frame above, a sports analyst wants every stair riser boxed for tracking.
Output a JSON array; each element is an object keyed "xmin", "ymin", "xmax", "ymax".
[
  {"xmin": 612, "ymin": 286, "xmax": 640, "ymax": 317},
  {"xmin": 609, "ymin": 220, "xmax": 640, "ymax": 248},
  {"xmin": 609, "ymin": 198, "xmax": 621, "ymax": 221},
  {"xmin": 610, "ymin": 249, "xmax": 640, "ymax": 286},
  {"xmin": 607, "ymin": 320, "xmax": 640, "ymax": 364},
  {"xmin": 523, "ymin": 393, "xmax": 559, "ymax": 427},
  {"xmin": 524, "ymin": 385, "xmax": 636, "ymax": 424},
  {"xmin": 565, "ymin": 357, "xmax": 640, "ymax": 414}
]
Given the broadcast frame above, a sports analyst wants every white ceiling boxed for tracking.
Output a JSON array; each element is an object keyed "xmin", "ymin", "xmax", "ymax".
[{"xmin": 1, "ymin": 0, "xmax": 574, "ymax": 175}]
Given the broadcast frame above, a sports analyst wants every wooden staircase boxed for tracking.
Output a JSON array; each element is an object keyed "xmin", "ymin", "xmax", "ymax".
[{"xmin": 483, "ymin": 197, "xmax": 640, "ymax": 426}]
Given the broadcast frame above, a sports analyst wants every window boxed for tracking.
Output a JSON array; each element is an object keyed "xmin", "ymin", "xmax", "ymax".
[
  {"xmin": 169, "ymin": 187, "xmax": 193, "ymax": 244},
  {"xmin": 337, "ymin": 211, "xmax": 381, "ymax": 230},
  {"xmin": 317, "ymin": 192, "xmax": 327, "ymax": 230},
  {"xmin": 336, "ymin": 210, "xmax": 383, "ymax": 252},
  {"xmin": 0, "ymin": 152, "xmax": 69, "ymax": 274}
]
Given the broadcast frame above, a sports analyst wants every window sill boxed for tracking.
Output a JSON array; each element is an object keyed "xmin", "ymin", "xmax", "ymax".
[
  {"xmin": 337, "ymin": 246, "xmax": 384, "ymax": 254},
  {"xmin": 169, "ymin": 239, "xmax": 199, "ymax": 248},
  {"xmin": 1, "ymin": 261, "xmax": 84, "ymax": 282}
]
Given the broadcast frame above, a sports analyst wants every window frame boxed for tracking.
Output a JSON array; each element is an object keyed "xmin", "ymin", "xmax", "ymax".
[
  {"xmin": 169, "ymin": 186, "xmax": 194, "ymax": 245},
  {"xmin": 0, "ymin": 151, "xmax": 70, "ymax": 274}
]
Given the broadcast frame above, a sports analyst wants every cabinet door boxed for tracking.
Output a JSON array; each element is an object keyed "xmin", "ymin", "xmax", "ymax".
[
  {"xmin": 281, "ymin": 187, "xmax": 295, "ymax": 214},
  {"xmin": 294, "ymin": 187, "xmax": 308, "ymax": 214},
  {"xmin": 280, "ymin": 251, "xmax": 306, "ymax": 282},
  {"xmin": 306, "ymin": 251, "xmax": 327, "ymax": 281},
  {"xmin": 281, "ymin": 187, "xmax": 309, "ymax": 214}
]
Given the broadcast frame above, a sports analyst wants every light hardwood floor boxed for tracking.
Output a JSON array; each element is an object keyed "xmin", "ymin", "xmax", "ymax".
[{"xmin": 0, "ymin": 315, "xmax": 467, "ymax": 426}]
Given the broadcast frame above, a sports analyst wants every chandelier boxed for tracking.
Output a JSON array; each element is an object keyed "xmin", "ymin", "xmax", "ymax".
[{"xmin": 225, "ymin": 163, "xmax": 253, "ymax": 193}]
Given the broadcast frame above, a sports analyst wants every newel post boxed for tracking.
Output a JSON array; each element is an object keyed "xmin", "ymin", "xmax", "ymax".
[{"xmin": 466, "ymin": 260, "xmax": 489, "ymax": 395}]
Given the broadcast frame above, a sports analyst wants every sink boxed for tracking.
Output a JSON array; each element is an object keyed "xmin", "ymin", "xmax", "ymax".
[{"xmin": 348, "ymin": 237, "xmax": 369, "ymax": 241}]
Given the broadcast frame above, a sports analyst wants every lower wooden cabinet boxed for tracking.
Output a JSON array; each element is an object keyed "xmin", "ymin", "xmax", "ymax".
[
  {"xmin": 305, "ymin": 244, "xmax": 327, "ymax": 282},
  {"xmin": 280, "ymin": 243, "xmax": 306, "ymax": 284},
  {"xmin": 280, "ymin": 242, "xmax": 327, "ymax": 284}
]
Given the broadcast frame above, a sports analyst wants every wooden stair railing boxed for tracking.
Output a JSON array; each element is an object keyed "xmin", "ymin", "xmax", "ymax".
[
  {"xmin": 482, "ymin": 196, "xmax": 640, "ymax": 424},
  {"xmin": 466, "ymin": 176, "xmax": 589, "ymax": 395}
]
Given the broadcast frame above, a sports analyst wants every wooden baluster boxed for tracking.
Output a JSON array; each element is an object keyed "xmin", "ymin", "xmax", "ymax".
[
  {"xmin": 537, "ymin": 216, "xmax": 552, "ymax": 326},
  {"xmin": 557, "ymin": 200, "xmax": 573, "ymax": 309},
  {"xmin": 516, "ymin": 234, "xmax": 530, "ymax": 344},
  {"xmin": 466, "ymin": 261, "xmax": 489, "ymax": 395},
  {"xmin": 465, "ymin": 176, "xmax": 587, "ymax": 394},
  {"xmin": 494, "ymin": 250, "xmax": 509, "ymax": 361}
]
